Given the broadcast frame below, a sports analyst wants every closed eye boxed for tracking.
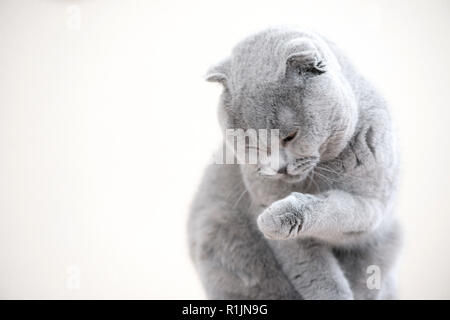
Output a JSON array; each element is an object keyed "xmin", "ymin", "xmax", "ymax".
[{"xmin": 282, "ymin": 130, "xmax": 298, "ymax": 145}]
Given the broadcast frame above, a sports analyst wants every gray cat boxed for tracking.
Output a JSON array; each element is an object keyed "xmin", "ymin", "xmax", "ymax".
[{"xmin": 188, "ymin": 27, "xmax": 401, "ymax": 300}]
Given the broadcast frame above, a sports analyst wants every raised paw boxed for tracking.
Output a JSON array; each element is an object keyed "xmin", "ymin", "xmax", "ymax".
[{"xmin": 256, "ymin": 193, "xmax": 318, "ymax": 240}]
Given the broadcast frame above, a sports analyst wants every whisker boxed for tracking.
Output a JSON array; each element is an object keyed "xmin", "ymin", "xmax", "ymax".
[
  {"xmin": 315, "ymin": 165, "xmax": 341, "ymax": 175},
  {"xmin": 313, "ymin": 170, "xmax": 334, "ymax": 189},
  {"xmin": 317, "ymin": 163, "xmax": 362, "ymax": 180},
  {"xmin": 309, "ymin": 169, "xmax": 321, "ymax": 193},
  {"xmin": 232, "ymin": 189, "xmax": 248, "ymax": 209},
  {"xmin": 226, "ymin": 180, "xmax": 245, "ymax": 200},
  {"xmin": 305, "ymin": 170, "xmax": 315, "ymax": 191},
  {"xmin": 314, "ymin": 169, "xmax": 342, "ymax": 182}
]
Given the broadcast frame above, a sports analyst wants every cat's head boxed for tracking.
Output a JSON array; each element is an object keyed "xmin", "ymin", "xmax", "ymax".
[{"xmin": 207, "ymin": 28, "xmax": 358, "ymax": 183}]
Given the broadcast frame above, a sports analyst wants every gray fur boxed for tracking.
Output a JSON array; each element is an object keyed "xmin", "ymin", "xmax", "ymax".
[{"xmin": 188, "ymin": 27, "xmax": 401, "ymax": 300}]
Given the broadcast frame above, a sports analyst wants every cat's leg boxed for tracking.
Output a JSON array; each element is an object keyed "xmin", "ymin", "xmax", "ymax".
[
  {"xmin": 256, "ymin": 189, "xmax": 401, "ymax": 299},
  {"xmin": 188, "ymin": 165, "xmax": 301, "ymax": 300},
  {"xmin": 332, "ymin": 223, "xmax": 401, "ymax": 300},
  {"xmin": 190, "ymin": 209, "xmax": 301, "ymax": 299},
  {"xmin": 332, "ymin": 247, "xmax": 398, "ymax": 300},
  {"xmin": 267, "ymin": 238, "xmax": 353, "ymax": 300},
  {"xmin": 257, "ymin": 190, "xmax": 386, "ymax": 245}
]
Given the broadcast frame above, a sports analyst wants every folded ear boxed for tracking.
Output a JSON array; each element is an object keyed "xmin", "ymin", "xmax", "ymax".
[
  {"xmin": 205, "ymin": 58, "xmax": 230, "ymax": 84},
  {"xmin": 284, "ymin": 38, "xmax": 327, "ymax": 77},
  {"xmin": 205, "ymin": 70, "xmax": 227, "ymax": 83},
  {"xmin": 286, "ymin": 52, "xmax": 327, "ymax": 75}
]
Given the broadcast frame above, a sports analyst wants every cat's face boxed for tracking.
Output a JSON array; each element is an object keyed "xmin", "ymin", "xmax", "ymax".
[{"xmin": 207, "ymin": 29, "xmax": 358, "ymax": 183}]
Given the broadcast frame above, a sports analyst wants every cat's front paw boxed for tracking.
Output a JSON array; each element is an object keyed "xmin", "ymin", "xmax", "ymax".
[{"xmin": 257, "ymin": 193, "xmax": 318, "ymax": 240}]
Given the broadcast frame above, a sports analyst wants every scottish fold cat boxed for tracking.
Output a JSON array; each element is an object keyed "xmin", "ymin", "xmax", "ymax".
[{"xmin": 188, "ymin": 27, "xmax": 401, "ymax": 299}]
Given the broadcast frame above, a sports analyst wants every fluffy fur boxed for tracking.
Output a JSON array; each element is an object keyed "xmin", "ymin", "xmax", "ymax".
[{"xmin": 188, "ymin": 27, "xmax": 401, "ymax": 300}]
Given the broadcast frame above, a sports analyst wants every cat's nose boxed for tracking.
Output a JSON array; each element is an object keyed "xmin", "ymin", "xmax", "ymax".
[{"xmin": 277, "ymin": 166, "xmax": 288, "ymax": 174}]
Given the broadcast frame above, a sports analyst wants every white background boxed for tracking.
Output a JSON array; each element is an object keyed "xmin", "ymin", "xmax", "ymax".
[{"xmin": 1, "ymin": 0, "xmax": 450, "ymax": 299}]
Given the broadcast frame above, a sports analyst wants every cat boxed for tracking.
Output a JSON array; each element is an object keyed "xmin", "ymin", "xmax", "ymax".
[{"xmin": 188, "ymin": 27, "xmax": 401, "ymax": 300}]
